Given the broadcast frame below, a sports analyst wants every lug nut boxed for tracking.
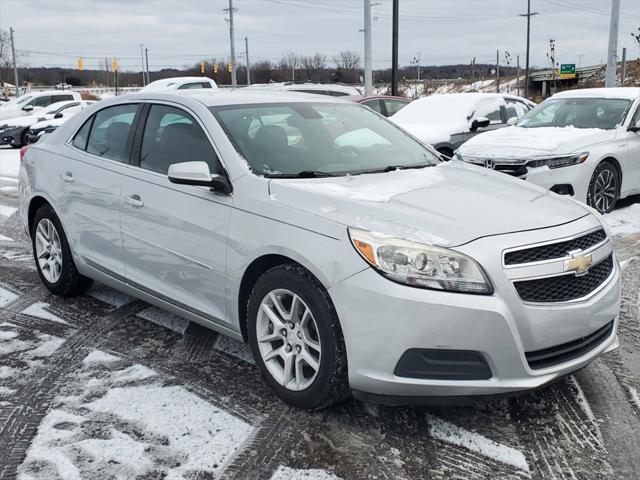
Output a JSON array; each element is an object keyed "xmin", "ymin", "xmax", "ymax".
[
  {"xmin": 289, "ymin": 322, "xmax": 295, "ymax": 329},
  {"xmin": 296, "ymin": 345, "xmax": 301, "ymax": 353},
  {"xmin": 297, "ymin": 331, "xmax": 302, "ymax": 339},
  {"xmin": 285, "ymin": 344, "xmax": 292, "ymax": 353},
  {"xmin": 280, "ymin": 329, "xmax": 287, "ymax": 337}
]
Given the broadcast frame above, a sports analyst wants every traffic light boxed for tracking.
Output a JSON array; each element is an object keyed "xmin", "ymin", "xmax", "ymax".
[
  {"xmin": 200, "ymin": 62, "xmax": 205, "ymax": 74},
  {"xmin": 227, "ymin": 63, "xmax": 232, "ymax": 73},
  {"xmin": 213, "ymin": 63, "xmax": 219, "ymax": 74},
  {"xmin": 78, "ymin": 57, "xmax": 84, "ymax": 71},
  {"xmin": 111, "ymin": 59, "xmax": 119, "ymax": 72}
]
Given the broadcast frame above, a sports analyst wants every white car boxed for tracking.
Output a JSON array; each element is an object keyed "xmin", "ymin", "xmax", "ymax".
[
  {"xmin": 390, "ymin": 93, "xmax": 536, "ymax": 157},
  {"xmin": 455, "ymin": 88, "xmax": 640, "ymax": 214},
  {"xmin": 140, "ymin": 76, "xmax": 218, "ymax": 92},
  {"xmin": 0, "ymin": 90, "xmax": 82, "ymax": 121},
  {"xmin": 25, "ymin": 101, "xmax": 95, "ymax": 144},
  {"xmin": 1, "ymin": 100, "xmax": 93, "ymax": 147},
  {"xmin": 246, "ymin": 82, "xmax": 362, "ymax": 97}
]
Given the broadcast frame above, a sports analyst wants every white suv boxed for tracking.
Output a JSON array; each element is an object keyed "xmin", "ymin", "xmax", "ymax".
[
  {"xmin": 0, "ymin": 91, "xmax": 82, "ymax": 121},
  {"xmin": 456, "ymin": 88, "xmax": 640, "ymax": 213}
]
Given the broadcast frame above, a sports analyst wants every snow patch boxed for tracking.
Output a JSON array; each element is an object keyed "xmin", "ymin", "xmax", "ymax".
[
  {"xmin": 20, "ymin": 302, "xmax": 67, "ymax": 324},
  {"xmin": 0, "ymin": 204, "xmax": 18, "ymax": 218},
  {"xmin": 0, "ymin": 286, "xmax": 19, "ymax": 306},
  {"xmin": 269, "ymin": 466, "xmax": 342, "ymax": 480},
  {"xmin": 603, "ymin": 203, "xmax": 640, "ymax": 236},
  {"xmin": 136, "ymin": 306, "xmax": 190, "ymax": 334},
  {"xmin": 0, "ymin": 185, "xmax": 17, "ymax": 192},
  {"xmin": 0, "ymin": 234, "xmax": 14, "ymax": 241},
  {"xmin": 427, "ymin": 414, "xmax": 530, "ymax": 473},
  {"xmin": 0, "ymin": 330, "xmax": 19, "ymax": 341},
  {"xmin": 0, "ymin": 365, "xmax": 18, "ymax": 378},
  {"xmin": 0, "ymin": 147, "xmax": 20, "ymax": 179},
  {"xmin": 87, "ymin": 284, "xmax": 134, "ymax": 308},
  {"xmin": 83, "ymin": 350, "xmax": 120, "ymax": 365},
  {"xmin": 629, "ymin": 387, "xmax": 640, "ymax": 410},
  {"xmin": 214, "ymin": 335, "xmax": 255, "ymax": 364}
]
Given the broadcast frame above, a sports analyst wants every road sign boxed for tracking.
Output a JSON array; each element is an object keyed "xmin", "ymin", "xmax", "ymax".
[{"xmin": 560, "ymin": 64, "xmax": 576, "ymax": 79}]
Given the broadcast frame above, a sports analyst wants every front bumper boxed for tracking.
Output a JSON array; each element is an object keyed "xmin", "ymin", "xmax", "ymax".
[
  {"xmin": 329, "ymin": 216, "xmax": 620, "ymax": 401},
  {"xmin": 0, "ymin": 126, "xmax": 26, "ymax": 147}
]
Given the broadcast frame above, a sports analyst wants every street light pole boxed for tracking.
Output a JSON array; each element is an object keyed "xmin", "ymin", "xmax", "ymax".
[
  {"xmin": 139, "ymin": 44, "xmax": 146, "ymax": 86},
  {"xmin": 364, "ymin": 0, "xmax": 373, "ymax": 95},
  {"xmin": 225, "ymin": 0, "xmax": 238, "ymax": 88},
  {"xmin": 391, "ymin": 0, "xmax": 399, "ymax": 96},
  {"xmin": 604, "ymin": 0, "xmax": 620, "ymax": 87},
  {"xmin": 245, "ymin": 36, "xmax": 251, "ymax": 86}
]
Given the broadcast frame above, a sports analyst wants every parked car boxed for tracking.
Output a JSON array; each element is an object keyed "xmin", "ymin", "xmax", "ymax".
[
  {"xmin": 25, "ymin": 101, "xmax": 95, "ymax": 145},
  {"xmin": 140, "ymin": 76, "xmax": 218, "ymax": 92},
  {"xmin": 389, "ymin": 92, "xmax": 536, "ymax": 157},
  {"xmin": 455, "ymin": 88, "xmax": 640, "ymax": 214},
  {"xmin": 20, "ymin": 91, "xmax": 620, "ymax": 409},
  {"xmin": 0, "ymin": 90, "xmax": 82, "ymax": 121},
  {"xmin": 247, "ymin": 82, "xmax": 362, "ymax": 97},
  {"xmin": 345, "ymin": 95, "xmax": 410, "ymax": 117},
  {"xmin": 1, "ymin": 100, "xmax": 94, "ymax": 147}
]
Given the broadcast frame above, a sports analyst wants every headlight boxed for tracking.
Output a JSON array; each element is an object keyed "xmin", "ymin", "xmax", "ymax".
[
  {"xmin": 348, "ymin": 229, "xmax": 493, "ymax": 294},
  {"xmin": 527, "ymin": 152, "xmax": 589, "ymax": 169}
]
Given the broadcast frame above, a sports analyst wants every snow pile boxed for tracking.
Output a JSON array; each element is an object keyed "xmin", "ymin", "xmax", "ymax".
[
  {"xmin": 0, "ymin": 146, "xmax": 20, "ymax": 180},
  {"xmin": 18, "ymin": 349, "xmax": 254, "ymax": 480},
  {"xmin": 288, "ymin": 167, "xmax": 444, "ymax": 203},
  {"xmin": 603, "ymin": 202, "xmax": 640, "ymax": 236},
  {"xmin": 427, "ymin": 414, "xmax": 530, "ymax": 473}
]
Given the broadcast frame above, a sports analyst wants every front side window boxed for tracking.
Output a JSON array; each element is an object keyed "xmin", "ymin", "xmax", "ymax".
[
  {"xmin": 474, "ymin": 100, "xmax": 503, "ymax": 124},
  {"xmin": 140, "ymin": 104, "xmax": 220, "ymax": 175},
  {"xmin": 86, "ymin": 104, "xmax": 138, "ymax": 162},
  {"xmin": 361, "ymin": 99, "xmax": 383, "ymax": 114},
  {"xmin": 212, "ymin": 102, "xmax": 440, "ymax": 177},
  {"xmin": 30, "ymin": 96, "xmax": 53, "ymax": 108},
  {"xmin": 518, "ymin": 98, "xmax": 632, "ymax": 129}
]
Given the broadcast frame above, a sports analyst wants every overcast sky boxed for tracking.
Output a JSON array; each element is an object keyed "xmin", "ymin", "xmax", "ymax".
[{"xmin": 1, "ymin": 0, "xmax": 639, "ymax": 72}]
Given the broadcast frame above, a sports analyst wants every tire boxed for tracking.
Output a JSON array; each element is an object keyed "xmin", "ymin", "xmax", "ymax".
[
  {"xmin": 587, "ymin": 161, "xmax": 620, "ymax": 214},
  {"xmin": 437, "ymin": 148, "xmax": 454, "ymax": 159},
  {"xmin": 31, "ymin": 204, "xmax": 93, "ymax": 296},
  {"xmin": 247, "ymin": 264, "xmax": 349, "ymax": 409},
  {"xmin": 19, "ymin": 129, "xmax": 28, "ymax": 148}
]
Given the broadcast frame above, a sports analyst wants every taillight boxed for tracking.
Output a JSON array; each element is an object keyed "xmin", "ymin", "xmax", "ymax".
[{"xmin": 19, "ymin": 145, "xmax": 29, "ymax": 161}]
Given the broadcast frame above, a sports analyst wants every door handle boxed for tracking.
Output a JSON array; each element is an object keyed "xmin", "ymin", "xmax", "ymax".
[
  {"xmin": 60, "ymin": 171, "xmax": 74, "ymax": 182},
  {"xmin": 125, "ymin": 194, "xmax": 144, "ymax": 208}
]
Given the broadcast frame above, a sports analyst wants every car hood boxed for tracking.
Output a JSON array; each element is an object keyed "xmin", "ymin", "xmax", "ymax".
[
  {"xmin": 390, "ymin": 121, "xmax": 466, "ymax": 145},
  {"xmin": 0, "ymin": 108, "xmax": 27, "ymax": 122},
  {"xmin": 457, "ymin": 126, "xmax": 617, "ymax": 159},
  {"xmin": 268, "ymin": 161, "xmax": 589, "ymax": 247}
]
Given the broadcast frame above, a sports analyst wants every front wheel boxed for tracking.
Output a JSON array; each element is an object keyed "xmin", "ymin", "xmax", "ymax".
[
  {"xmin": 587, "ymin": 161, "xmax": 620, "ymax": 214},
  {"xmin": 247, "ymin": 264, "xmax": 349, "ymax": 409},
  {"xmin": 31, "ymin": 204, "xmax": 93, "ymax": 296}
]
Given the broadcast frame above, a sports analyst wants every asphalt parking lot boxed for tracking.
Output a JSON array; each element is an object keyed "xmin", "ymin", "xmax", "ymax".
[{"xmin": 1, "ymin": 174, "xmax": 639, "ymax": 479}]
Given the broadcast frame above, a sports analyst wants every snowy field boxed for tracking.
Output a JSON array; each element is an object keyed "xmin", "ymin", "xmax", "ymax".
[{"xmin": 1, "ymin": 143, "xmax": 640, "ymax": 479}]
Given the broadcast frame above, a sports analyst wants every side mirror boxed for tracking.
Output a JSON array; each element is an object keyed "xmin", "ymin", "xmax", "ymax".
[
  {"xmin": 470, "ymin": 116, "xmax": 490, "ymax": 132},
  {"xmin": 168, "ymin": 161, "xmax": 232, "ymax": 193},
  {"xmin": 506, "ymin": 116, "xmax": 518, "ymax": 126},
  {"xmin": 54, "ymin": 112, "xmax": 63, "ymax": 119},
  {"xmin": 628, "ymin": 120, "xmax": 640, "ymax": 133},
  {"xmin": 23, "ymin": 105, "xmax": 34, "ymax": 112}
]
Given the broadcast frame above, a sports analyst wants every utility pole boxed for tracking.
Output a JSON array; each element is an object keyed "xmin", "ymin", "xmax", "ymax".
[
  {"xmin": 364, "ymin": 0, "xmax": 373, "ymax": 95},
  {"xmin": 105, "ymin": 58, "xmax": 109, "ymax": 87},
  {"xmin": 496, "ymin": 50, "xmax": 500, "ymax": 93},
  {"xmin": 605, "ymin": 0, "xmax": 620, "ymax": 87},
  {"xmin": 577, "ymin": 54, "xmax": 584, "ymax": 68},
  {"xmin": 9, "ymin": 28, "xmax": 19, "ymax": 97},
  {"xmin": 245, "ymin": 36, "xmax": 251, "ymax": 86},
  {"xmin": 145, "ymin": 47, "xmax": 150, "ymax": 84},
  {"xmin": 516, "ymin": 55, "xmax": 520, "ymax": 96},
  {"xmin": 620, "ymin": 47, "xmax": 627, "ymax": 86},
  {"xmin": 139, "ymin": 44, "xmax": 146, "ymax": 86},
  {"xmin": 520, "ymin": 0, "xmax": 538, "ymax": 98},
  {"xmin": 224, "ymin": 0, "xmax": 237, "ymax": 88},
  {"xmin": 391, "ymin": 0, "xmax": 399, "ymax": 96}
]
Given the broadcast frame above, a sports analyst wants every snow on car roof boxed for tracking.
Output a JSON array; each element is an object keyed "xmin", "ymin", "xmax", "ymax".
[
  {"xmin": 141, "ymin": 77, "xmax": 217, "ymax": 91},
  {"xmin": 551, "ymin": 87, "xmax": 640, "ymax": 100}
]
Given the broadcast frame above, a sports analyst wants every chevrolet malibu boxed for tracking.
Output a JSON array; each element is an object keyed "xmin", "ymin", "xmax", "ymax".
[{"xmin": 19, "ymin": 91, "xmax": 620, "ymax": 409}]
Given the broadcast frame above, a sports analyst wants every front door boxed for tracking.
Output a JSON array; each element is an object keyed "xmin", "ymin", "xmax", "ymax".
[
  {"xmin": 120, "ymin": 103, "xmax": 231, "ymax": 324},
  {"xmin": 622, "ymin": 103, "xmax": 640, "ymax": 196}
]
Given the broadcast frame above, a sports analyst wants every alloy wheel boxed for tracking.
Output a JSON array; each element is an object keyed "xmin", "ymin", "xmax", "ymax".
[
  {"xmin": 256, "ymin": 289, "xmax": 322, "ymax": 391},
  {"xmin": 593, "ymin": 169, "xmax": 617, "ymax": 213},
  {"xmin": 34, "ymin": 218, "xmax": 63, "ymax": 283}
]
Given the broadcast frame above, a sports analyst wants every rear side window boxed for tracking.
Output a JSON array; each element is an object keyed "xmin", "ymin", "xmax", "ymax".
[
  {"xmin": 54, "ymin": 94, "xmax": 75, "ymax": 102},
  {"xmin": 31, "ymin": 96, "xmax": 53, "ymax": 108},
  {"xmin": 140, "ymin": 104, "xmax": 220, "ymax": 175},
  {"xmin": 86, "ymin": 104, "xmax": 138, "ymax": 163},
  {"xmin": 177, "ymin": 82, "xmax": 211, "ymax": 90},
  {"xmin": 361, "ymin": 99, "xmax": 382, "ymax": 114},
  {"xmin": 72, "ymin": 117, "xmax": 93, "ymax": 150},
  {"xmin": 384, "ymin": 99, "xmax": 408, "ymax": 116}
]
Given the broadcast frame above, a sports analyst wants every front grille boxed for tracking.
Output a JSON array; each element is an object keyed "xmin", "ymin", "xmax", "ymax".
[
  {"xmin": 505, "ymin": 229, "xmax": 607, "ymax": 265},
  {"xmin": 514, "ymin": 255, "xmax": 613, "ymax": 303},
  {"xmin": 525, "ymin": 320, "xmax": 614, "ymax": 370}
]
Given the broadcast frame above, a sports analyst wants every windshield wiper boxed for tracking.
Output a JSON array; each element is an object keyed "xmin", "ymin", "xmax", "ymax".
[
  {"xmin": 364, "ymin": 163, "xmax": 436, "ymax": 174},
  {"xmin": 295, "ymin": 170, "xmax": 336, "ymax": 178}
]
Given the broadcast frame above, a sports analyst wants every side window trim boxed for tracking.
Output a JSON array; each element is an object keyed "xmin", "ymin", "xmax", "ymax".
[
  {"xmin": 79, "ymin": 115, "xmax": 95, "ymax": 151},
  {"xmin": 130, "ymin": 103, "xmax": 151, "ymax": 167}
]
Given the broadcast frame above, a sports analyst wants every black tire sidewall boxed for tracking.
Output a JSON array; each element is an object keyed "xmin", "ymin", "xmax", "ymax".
[
  {"xmin": 587, "ymin": 162, "xmax": 619, "ymax": 214},
  {"xmin": 247, "ymin": 266, "xmax": 343, "ymax": 409}
]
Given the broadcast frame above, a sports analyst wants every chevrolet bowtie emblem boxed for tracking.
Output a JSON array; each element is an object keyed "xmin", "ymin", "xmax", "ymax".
[{"xmin": 564, "ymin": 250, "xmax": 593, "ymax": 276}]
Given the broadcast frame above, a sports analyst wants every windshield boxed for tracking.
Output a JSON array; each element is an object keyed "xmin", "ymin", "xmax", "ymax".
[
  {"xmin": 211, "ymin": 102, "xmax": 441, "ymax": 177},
  {"xmin": 0, "ymin": 95, "xmax": 32, "ymax": 109},
  {"xmin": 518, "ymin": 97, "xmax": 631, "ymax": 130}
]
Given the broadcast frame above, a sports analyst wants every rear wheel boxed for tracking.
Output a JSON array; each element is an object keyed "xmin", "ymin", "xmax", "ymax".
[
  {"xmin": 587, "ymin": 161, "xmax": 619, "ymax": 214},
  {"xmin": 31, "ymin": 204, "xmax": 93, "ymax": 296},
  {"xmin": 247, "ymin": 264, "xmax": 349, "ymax": 409}
]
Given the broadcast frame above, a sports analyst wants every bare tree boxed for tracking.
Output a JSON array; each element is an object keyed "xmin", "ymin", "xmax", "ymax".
[
  {"xmin": 302, "ymin": 53, "xmax": 327, "ymax": 81},
  {"xmin": 332, "ymin": 50, "xmax": 361, "ymax": 71},
  {"xmin": 280, "ymin": 50, "xmax": 300, "ymax": 81},
  {"xmin": 0, "ymin": 29, "xmax": 14, "ymax": 86}
]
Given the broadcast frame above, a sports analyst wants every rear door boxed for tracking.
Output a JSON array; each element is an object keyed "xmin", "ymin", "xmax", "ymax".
[
  {"xmin": 58, "ymin": 102, "xmax": 141, "ymax": 276},
  {"xmin": 120, "ymin": 102, "xmax": 231, "ymax": 324}
]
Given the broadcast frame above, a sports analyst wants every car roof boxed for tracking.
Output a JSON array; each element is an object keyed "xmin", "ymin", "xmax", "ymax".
[
  {"xmin": 120, "ymin": 89, "xmax": 354, "ymax": 107},
  {"xmin": 142, "ymin": 77, "xmax": 216, "ymax": 90},
  {"xmin": 551, "ymin": 87, "xmax": 640, "ymax": 100}
]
